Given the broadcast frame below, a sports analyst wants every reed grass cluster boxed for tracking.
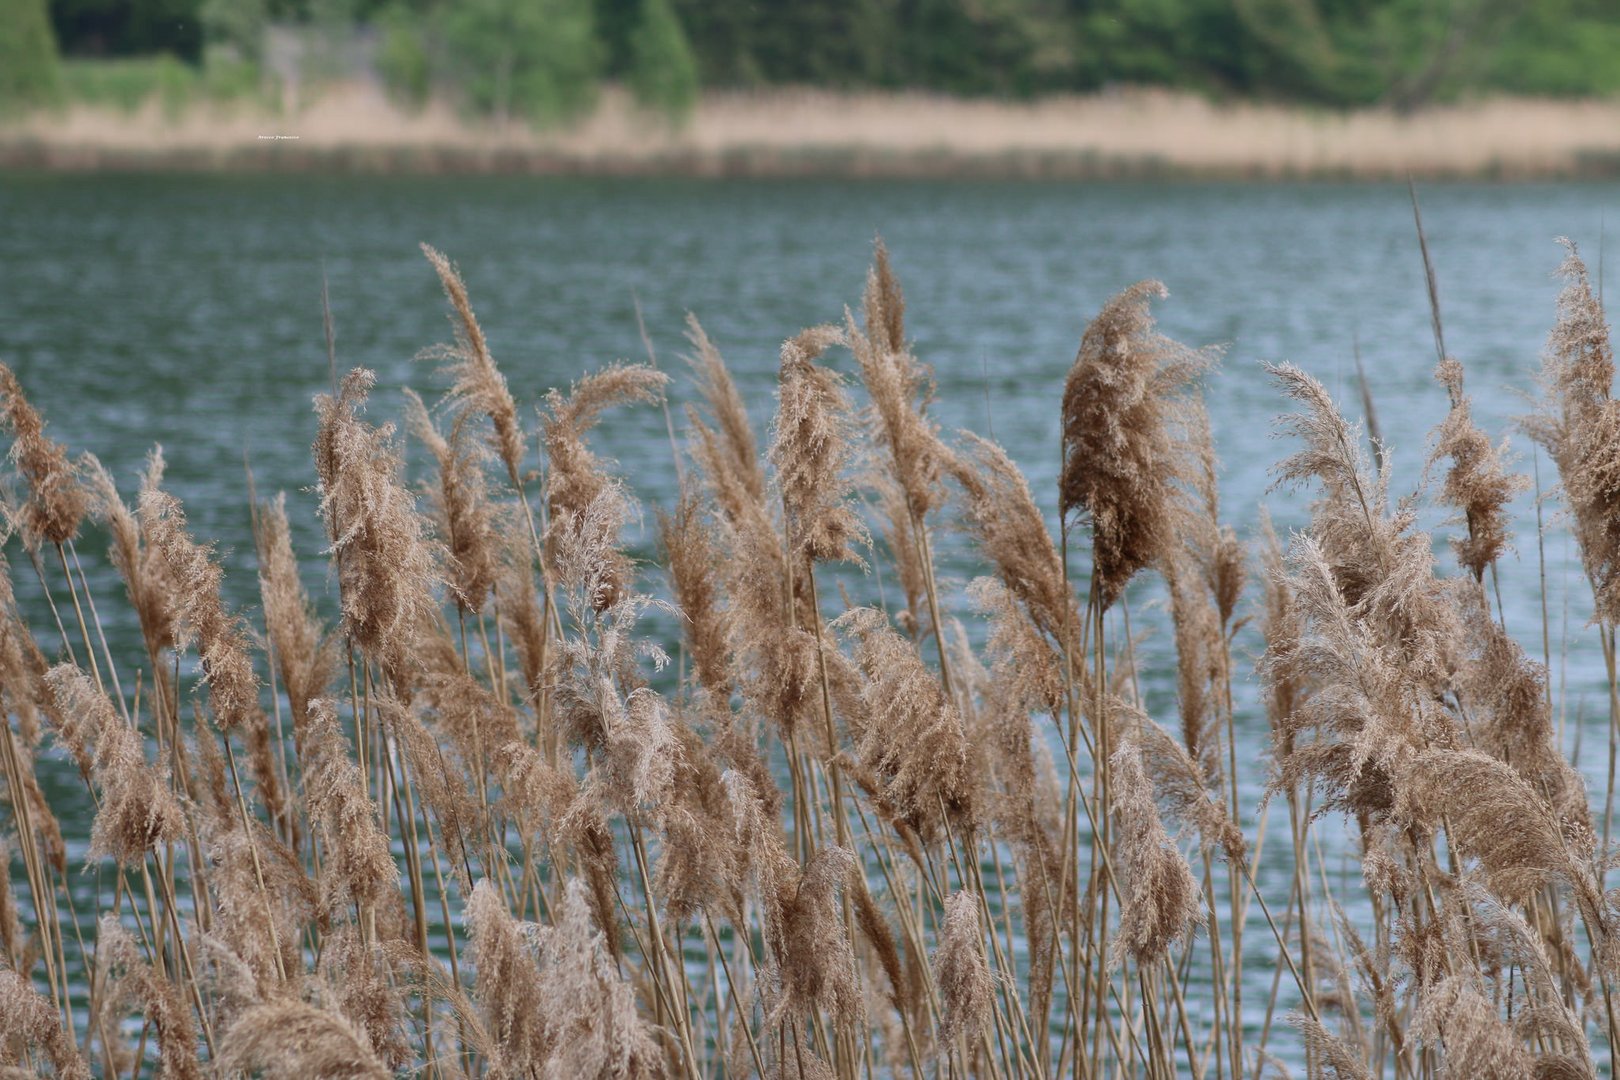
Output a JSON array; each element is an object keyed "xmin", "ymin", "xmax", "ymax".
[{"xmin": 0, "ymin": 233, "xmax": 1616, "ymax": 1080}]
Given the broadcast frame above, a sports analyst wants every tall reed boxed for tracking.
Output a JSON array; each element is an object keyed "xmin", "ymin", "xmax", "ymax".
[{"xmin": 0, "ymin": 233, "xmax": 1614, "ymax": 1080}]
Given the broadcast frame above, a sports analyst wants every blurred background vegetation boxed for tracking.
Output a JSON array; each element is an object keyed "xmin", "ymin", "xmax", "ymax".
[{"xmin": 3, "ymin": 0, "xmax": 1619, "ymax": 123}]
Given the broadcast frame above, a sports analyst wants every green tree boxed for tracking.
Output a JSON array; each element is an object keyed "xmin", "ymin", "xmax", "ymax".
[
  {"xmin": 199, "ymin": 0, "xmax": 268, "ymax": 62},
  {"xmin": 49, "ymin": 0, "xmax": 204, "ymax": 61},
  {"xmin": 1, "ymin": 0, "xmax": 61, "ymax": 110},
  {"xmin": 441, "ymin": 0, "xmax": 601, "ymax": 125},
  {"xmin": 376, "ymin": 1, "xmax": 429, "ymax": 107},
  {"xmin": 627, "ymin": 0, "xmax": 697, "ymax": 119}
]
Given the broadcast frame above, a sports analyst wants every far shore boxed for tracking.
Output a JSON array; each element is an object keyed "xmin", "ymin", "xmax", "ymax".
[{"xmin": 5, "ymin": 84, "xmax": 1620, "ymax": 180}]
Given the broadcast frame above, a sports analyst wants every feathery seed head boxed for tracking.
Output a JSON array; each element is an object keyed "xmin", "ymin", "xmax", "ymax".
[
  {"xmin": 1109, "ymin": 740, "xmax": 1203, "ymax": 967},
  {"xmin": 419, "ymin": 243, "xmax": 525, "ymax": 483},
  {"xmin": 1059, "ymin": 281, "xmax": 1213, "ymax": 608},
  {"xmin": 314, "ymin": 368, "xmax": 442, "ymax": 677},
  {"xmin": 0, "ymin": 363, "xmax": 85, "ymax": 548},
  {"xmin": 138, "ymin": 483, "xmax": 263, "ymax": 730},
  {"xmin": 769, "ymin": 326, "xmax": 869, "ymax": 565},
  {"xmin": 934, "ymin": 891, "xmax": 993, "ymax": 1046}
]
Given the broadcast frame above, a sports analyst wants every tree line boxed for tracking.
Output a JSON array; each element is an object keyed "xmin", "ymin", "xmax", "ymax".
[{"xmin": 5, "ymin": 0, "xmax": 1620, "ymax": 119}]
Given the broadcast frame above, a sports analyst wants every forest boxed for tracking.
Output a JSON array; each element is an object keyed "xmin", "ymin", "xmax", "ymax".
[{"xmin": 4, "ymin": 0, "xmax": 1620, "ymax": 121}]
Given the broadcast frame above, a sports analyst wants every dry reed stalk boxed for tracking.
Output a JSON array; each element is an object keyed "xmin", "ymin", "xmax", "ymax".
[
  {"xmin": 0, "ymin": 839, "xmax": 19, "ymax": 968},
  {"xmin": 934, "ymin": 890, "xmax": 993, "ymax": 1048},
  {"xmin": 405, "ymin": 388, "xmax": 499, "ymax": 615},
  {"xmin": 834, "ymin": 607, "xmax": 975, "ymax": 842},
  {"xmin": 420, "ymin": 244, "xmax": 526, "ymax": 487},
  {"xmin": 96, "ymin": 914, "xmax": 202, "ymax": 1080},
  {"xmin": 252, "ymin": 492, "xmax": 332, "ymax": 742},
  {"xmin": 684, "ymin": 314, "xmax": 765, "ymax": 520},
  {"xmin": 217, "ymin": 998, "xmax": 391, "ymax": 1079},
  {"xmin": 302, "ymin": 698, "xmax": 396, "ymax": 922},
  {"xmin": 769, "ymin": 326, "xmax": 868, "ymax": 567},
  {"xmin": 0, "ymin": 364, "xmax": 85, "ymax": 550},
  {"xmin": 313, "ymin": 368, "xmax": 442, "ymax": 681},
  {"xmin": 1059, "ymin": 281, "xmax": 1213, "ymax": 609},
  {"xmin": 1107, "ymin": 740, "xmax": 1202, "ymax": 970},
  {"xmin": 0, "ymin": 965, "xmax": 87, "ymax": 1079},
  {"xmin": 1429, "ymin": 357, "xmax": 1526, "ymax": 581},
  {"xmin": 1526, "ymin": 239, "xmax": 1620, "ymax": 621},
  {"xmin": 8, "ymin": 233, "xmax": 1620, "ymax": 1080},
  {"xmin": 137, "ymin": 485, "xmax": 262, "ymax": 733}
]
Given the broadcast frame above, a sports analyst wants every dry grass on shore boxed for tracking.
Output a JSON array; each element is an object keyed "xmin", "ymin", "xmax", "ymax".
[
  {"xmin": 0, "ymin": 226, "xmax": 1619, "ymax": 1078},
  {"xmin": 6, "ymin": 85, "xmax": 1620, "ymax": 178}
]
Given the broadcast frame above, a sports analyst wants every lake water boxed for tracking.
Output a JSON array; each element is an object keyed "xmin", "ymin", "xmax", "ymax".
[{"xmin": 2, "ymin": 173, "xmax": 1619, "ymax": 1071}]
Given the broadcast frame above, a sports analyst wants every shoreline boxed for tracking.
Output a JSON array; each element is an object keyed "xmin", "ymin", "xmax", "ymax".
[{"xmin": 6, "ymin": 85, "xmax": 1620, "ymax": 180}]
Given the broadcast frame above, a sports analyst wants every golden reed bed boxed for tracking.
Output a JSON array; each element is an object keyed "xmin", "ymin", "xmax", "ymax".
[
  {"xmin": 0, "ymin": 225, "xmax": 1615, "ymax": 1078},
  {"xmin": 7, "ymin": 86, "xmax": 1620, "ymax": 178}
]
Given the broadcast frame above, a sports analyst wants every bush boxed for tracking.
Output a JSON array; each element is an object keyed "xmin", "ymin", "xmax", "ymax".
[
  {"xmin": 627, "ymin": 0, "xmax": 698, "ymax": 122},
  {"xmin": 377, "ymin": 3, "xmax": 431, "ymax": 109},
  {"xmin": 199, "ymin": 0, "xmax": 268, "ymax": 63},
  {"xmin": 0, "ymin": 0, "xmax": 61, "ymax": 113},
  {"xmin": 58, "ymin": 56, "xmax": 195, "ymax": 115},
  {"xmin": 440, "ymin": 0, "xmax": 601, "ymax": 126}
]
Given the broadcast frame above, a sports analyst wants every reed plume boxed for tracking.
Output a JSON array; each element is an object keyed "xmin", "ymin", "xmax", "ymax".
[
  {"xmin": 655, "ymin": 710, "xmax": 746, "ymax": 923},
  {"xmin": 531, "ymin": 879, "xmax": 668, "ymax": 1079},
  {"xmin": 405, "ymin": 388, "xmax": 499, "ymax": 613},
  {"xmin": 836, "ymin": 606, "xmax": 975, "ymax": 840},
  {"xmin": 1262, "ymin": 536, "xmax": 1437, "ymax": 821},
  {"xmin": 0, "ymin": 967, "xmax": 87, "ymax": 1079},
  {"xmin": 1108, "ymin": 740, "xmax": 1202, "ymax": 967},
  {"xmin": 139, "ymin": 482, "xmax": 262, "ymax": 731},
  {"xmin": 1395, "ymin": 747, "xmax": 1598, "ymax": 912},
  {"xmin": 312, "ymin": 926, "xmax": 408, "ymax": 1068},
  {"xmin": 1458, "ymin": 590, "xmax": 1592, "ymax": 846},
  {"xmin": 934, "ymin": 890, "xmax": 993, "ymax": 1046},
  {"xmin": 726, "ymin": 771, "xmax": 862, "ymax": 1034},
  {"xmin": 420, "ymin": 243, "xmax": 526, "ymax": 485},
  {"xmin": 253, "ymin": 491, "xmax": 331, "ymax": 739},
  {"xmin": 302, "ymin": 698, "xmax": 396, "ymax": 917},
  {"xmin": 848, "ymin": 240, "xmax": 946, "ymax": 520},
  {"xmin": 96, "ymin": 915, "xmax": 203, "ymax": 1080},
  {"xmin": 1127, "ymin": 708, "xmax": 1244, "ymax": 859},
  {"xmin": 658, "ymin": 488, "xmax": 730, "ymax": 697},
  {"xmin": 467, "ymin": 878, "xmax": 550, "ymax": 1074},
  {"xmin": 684, "ymin": 314, "xmax": 764, "ymax": 519},
  {"xmin": 542, "ymin": 363, "xmax": 668, "ymax": 606},
  {"xmin": 718, "ymin": 500, "xmax": 819, "ymax": 737},
  {"xmin": 1526, "ymin": 239, "xmax": 1620, "ymax": 621},
  {"xmin": 313, "ymin": 368, "xmax": 441, "ymax": 679},
  {"xmin": 1430, "ymin": 356, "xmax": 1526, "ymax": 580},
  {"xmin": 1059, "ymin": 281, "xmax": 1212, "ymax": 608},
  {"xmin": 217, "ymin": 999, "xmax": 390, "ymax": 1080},
  {"xmin": 1411, "ymin": 974, "xmax": 1534, "ymax": 1080},
  {"xmin": 1268, "ymin": 361, "xmax": 1459, "ymax": 686},
  {"xmin": 0, "ymin": 363, "xmax": 85, "ymax": 548},
  {"xmin": 1289, "ymin": 1013, "xmax": 1371, "ymax": 1080},
  {"xmin": 45, "ymin": 663, "xmax": 183, "ymax": 866},
  {"xmin": 769, "ymin": 325, "xmax": 868, "ymax": 565},
  {"xmin": 0, "ymin": 553, "xmax": 53, "ymax": 750},
  {"xmin": 86, "ymin": 451, "xmax": 175, "ymax": 657}
]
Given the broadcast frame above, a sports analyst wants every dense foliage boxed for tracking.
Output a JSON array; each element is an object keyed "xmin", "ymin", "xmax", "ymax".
[{"xmin": 15, "ymin": 0, "xmax": 1620, "ymax": 119}]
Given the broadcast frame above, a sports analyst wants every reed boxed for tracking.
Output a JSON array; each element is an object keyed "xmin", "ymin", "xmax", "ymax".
[{"xmin": 0, "ymin": 233, "xmax": 1615, "ymax": 1080}]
